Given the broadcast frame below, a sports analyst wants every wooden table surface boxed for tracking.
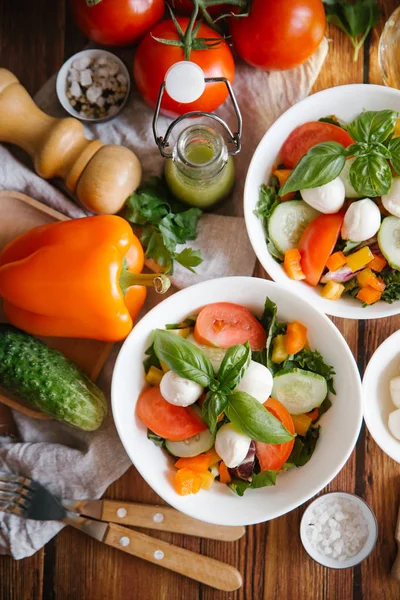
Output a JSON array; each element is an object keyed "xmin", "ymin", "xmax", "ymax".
[{"xmin": 1, "ymin": 1, "xmax": 400, "ymax": 598}]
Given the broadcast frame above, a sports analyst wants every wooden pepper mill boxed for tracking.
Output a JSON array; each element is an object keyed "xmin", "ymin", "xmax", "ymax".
[{"xmin": 0, "ymin": 68, "xmax": 142, "ymax": 214}]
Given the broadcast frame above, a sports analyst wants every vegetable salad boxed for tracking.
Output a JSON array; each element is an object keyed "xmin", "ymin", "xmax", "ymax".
[
  {"xmin": 136, "ymin": 298, "xmax": 335, "ymax": 497},
  {"xmin": 256, "ymin": 111, "xmax": 400, "ymax": 306}
]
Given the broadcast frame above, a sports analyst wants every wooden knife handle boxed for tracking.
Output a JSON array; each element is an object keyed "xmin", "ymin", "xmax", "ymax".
[
  {"xmin": 99, "ymin": 500, "xmax": 245, "ymax": 542},
  {"xmin": 104, "ymin": 522, "xmax": 242, "ymax": 591},
  {"xmin": 392, "ymin": 542, "xmax": 400, "ymax": 580}
]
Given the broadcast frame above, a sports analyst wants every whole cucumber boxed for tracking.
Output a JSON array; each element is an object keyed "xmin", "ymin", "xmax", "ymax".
[{"xmin": 0, "ymin": 325, "xmax": 107, "ymax": 431}]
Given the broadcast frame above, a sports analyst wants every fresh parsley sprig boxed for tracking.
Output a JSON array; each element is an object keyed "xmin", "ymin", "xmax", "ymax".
[
  {"xmin": 153, "ymin": 329, "xmax": 294, "ymax": 442},
  {"xmin": 124, "ymin": 178, "xmax": 203, "ymax": 274},
  {"xmin": 323, "ymin": 0, "xmax": 380, "ymax": 62},
  {"xmin": 280, "ymin": 110, "xmax": 400, "ymax": 198}
]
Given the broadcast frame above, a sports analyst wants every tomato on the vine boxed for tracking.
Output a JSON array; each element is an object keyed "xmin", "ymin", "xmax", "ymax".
[
  {"xmin": 169, "ymin": 0, "xmax": 232, "ymax": 17},
  {"xmin": 230, "ymin": 0, "xmax": 326, "ymax": 71},
  {"xmin": 69, "ymin": 0, "xmax": 165, "ymax": 46},
  {"xmin": 133, "ymin": 18, "xmax": 235, "ymax": 117}
]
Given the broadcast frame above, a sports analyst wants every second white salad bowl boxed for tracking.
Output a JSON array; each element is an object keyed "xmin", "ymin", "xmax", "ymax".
[
  {"xmin": 112, "ymin": 277, "xmax": 363, "ymax": 526},
  {"xmin": 244, "ymin": 84, "xmax": 400, "ymax": 320}
]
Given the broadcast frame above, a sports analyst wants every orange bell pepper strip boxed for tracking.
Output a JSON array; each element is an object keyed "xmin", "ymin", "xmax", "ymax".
[
  {"xmin": 285, "ymin": 321, "xmax": 307, "ymax": 355},
  {"xmin": 356, "ymin": 286, "xmax": 382, "ymax": 305},
  {"xmin": 219, "ymin": 461, "xmax": 231, "ymax": 484},
  {"xmin": 325, "ymin": 251, "xmax": 347, "ymax": 272},
  {"xmin": 368, "ymin": 253, "xmax": 387, "ymax": 273},
  {"xmin": 283, "ymin": 249, "xmax": 306, "ymax": 280},
  {"xmin": 0, "ymin": 216, "xmax": 170, "ymax": 341},
  {"xmin": 274, "ymin": 169, "xmax": 295, "ymax": 201},
  {"xmin": 174, "ymin": 468, "xmax": 203, "ymax": 496},
  {"xmin": 174, "ymin": 452, "xmax": 214, "ymax": 472}
]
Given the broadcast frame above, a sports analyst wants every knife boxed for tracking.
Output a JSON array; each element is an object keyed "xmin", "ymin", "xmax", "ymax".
[{"xmin": 63, "ymin": 499, "xmax": 245, "ymax": 542}]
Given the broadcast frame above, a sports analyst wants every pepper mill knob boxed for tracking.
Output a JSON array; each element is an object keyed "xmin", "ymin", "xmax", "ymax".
[{"xmin": 0, "ymin": 68, "xmax": 141, "ymax": 214}]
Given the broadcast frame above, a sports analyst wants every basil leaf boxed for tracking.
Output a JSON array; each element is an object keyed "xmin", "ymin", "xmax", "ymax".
[
  {"xmin": 218, "ymin": 342, "xmax": 251, "ymax": 390},
  {"xmin": 252, "ymin": 297, "xmax": 283, "ymax": 374},
  {"xmin": 225, "ymin": 392, "xmax": 294, "ymax": 443},
  {"xmin": 389, "ymin": 137, "xmax": 400, "ymax": 174},
  {"xmin": 202, "ymin": 391, "xmax": 228, "ymax": 436},
  {"xmin": 347, "ymin": 109, "xmax": 398, "ymax": 144},
  {"xmin": 147, "ymin": 429, "xmax": 165, "ymax": 448},
  {"xmin": 280, "ymin": 142, "xmax": 347, "ymax": 195},
  {"xmin": 154, "ymin": 329, "xmax": 214, "ymax": 387},
  {"xmin": 228, "ymin": 470, "xmax": 277, "ymax": 496},
  {"xmin": 295, "ymin": 426, "xmax": 320, "ymax": 466},
  {"xmin": 254, "ymin": 182, "xmax": 283, "ymax": 262},
  {"xmin": 143, "ymin": 342, "xmax": 162, "ymax": 373},
  {"xmin": 349, "ymin": 153, "xmax": 392, "ymax": 196}
]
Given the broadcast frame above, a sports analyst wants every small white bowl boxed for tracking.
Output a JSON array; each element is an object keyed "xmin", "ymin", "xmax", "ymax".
[
  {"xmin": 244, "ymin": 83, "xmax": 400, "ymax": 320},
  {"xmin": 363, "ymin": 329, "xmax": 400, "ymax": 463},
  {"xmin": 56, "ymin": 49, "xmax": 130, "ymax": 123},
  {"xmin": 111, "ymin": 277, "xmax": 363, "ymax": 526},
  {"xmin": 300, "ymin": 492, "xmax": 378, "ymax": 569}
]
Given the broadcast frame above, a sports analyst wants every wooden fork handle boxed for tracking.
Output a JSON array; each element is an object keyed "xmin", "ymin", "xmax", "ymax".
[
  {"xmin": 392, "ymin": 542, "xmax": 400, "ymax": 580},
  {"xmin": 103, "ymin": 522, "xmax": 242, "ymax": 591},
  {"xmin": 98, "ymin": 500, "xmax": 245, "ymax": 542}
]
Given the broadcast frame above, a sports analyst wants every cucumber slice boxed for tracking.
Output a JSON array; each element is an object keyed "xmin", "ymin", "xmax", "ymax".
[
  {"xmin": 272, "ymin": 368, "xmax": 328, "ymax": 415},
  {"xmin": 339, "ymin": 158, "xmax": 363, "ymax": 199},
  {"xmin": 165, "ymin": 429, "xmax": 215, "ymax": 457},
  {"xmin": 378, "ymin": 216, "xmax": 400, "ymax": 269},
  {"xmin": 268, "ymin": 201, "xmax": 319, "ymax": 254},
  {"xmin": 186, "ymin": 334, "xmax": 226, "ymax": 374}
]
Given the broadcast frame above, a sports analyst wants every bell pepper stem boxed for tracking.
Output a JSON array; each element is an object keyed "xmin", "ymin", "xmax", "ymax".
[{"xmin": 119, "ymin": 271, "xmax": 171, "ymax": 295}]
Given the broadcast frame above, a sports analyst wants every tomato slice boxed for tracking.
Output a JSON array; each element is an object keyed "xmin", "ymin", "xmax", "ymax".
[
  {"xmin": 194, "ymin": 302, "xmax": 267, "ymax": 352},
  {"xmin": 136, "ymin": 386, "xmax": 207, "ymax": 442},
  {"xmin": 298, "ymin": 213, "xmax": 344, "ymax": 286},
  {"xmin": 255, "ymin": 398, "xmax": 295, "ymax": 471},
  {"xmin": 280, "ymin": 122, "xmax": 354, "ymax": 168}
]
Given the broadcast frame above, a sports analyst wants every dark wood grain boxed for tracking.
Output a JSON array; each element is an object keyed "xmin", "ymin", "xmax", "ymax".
[{"xmin": 1, "ymin": 0, "xmax": 400, "ymax": 598}]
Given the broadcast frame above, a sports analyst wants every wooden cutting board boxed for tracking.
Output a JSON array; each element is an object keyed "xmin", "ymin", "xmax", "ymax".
[{"xmin": 0, "ymin": 190, "xmax": 113, "ymax": 419}]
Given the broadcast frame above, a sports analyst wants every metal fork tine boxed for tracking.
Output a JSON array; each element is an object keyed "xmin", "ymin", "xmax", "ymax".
[
  {"xmin": 0, "ymin": 499, "xmax": 27, "ymax": 517},
  {"xmin": 0, "ymin": 489, "xmax": 30, "ymax": 506},
  {"xmin": 0, "ymin": 481, "xmax": 32, "ymax": 498},
  {"xmin": 0, "ymin": 472, "xmax": 34, "ymax": 490}
]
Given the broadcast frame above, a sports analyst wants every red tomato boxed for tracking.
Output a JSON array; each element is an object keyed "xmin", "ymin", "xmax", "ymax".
[
  {"xmin": 298, "ymin": 213, "xmax": 344, "ymax": 286},
  {"xmin": 194, "ymin": 302, "xmax": 267, "ymax": 352},
  {"xmin": 170, "ymin": 0, "xmax": 232, "ymax": 17},
  {"xmin": 136, "ymin": 386, "xmax": 207, "ymax": 441},
  {"xmin": 230, "ymin": 0, "xmax": 326, "ymax": 71},
  {"xmin": 69, "ymin": 0, "xmax": 164, "ymax": 46},
  {"xmin": 256, "ymin": 399, "xmax": 295, "ymax": 471},
  {"xmin": 133, "ymin": 18, "xmax": 235, "ymax": 117},
  {"xmin": 280, "ymin": 122, "xmax": 354, "ymax": 168}
]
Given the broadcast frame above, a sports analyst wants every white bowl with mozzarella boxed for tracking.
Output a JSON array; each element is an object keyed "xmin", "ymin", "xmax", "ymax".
[
  {"xmin": 112, "ymin": 277, "xmax": 363, "ymax": 526},
  {"xmin": 244, "ymin": 84, "xmax": 400, "ymax": 319},
  {"xmin": 363, "ymin": 329, "xmax": 400, "ymax": 463}
]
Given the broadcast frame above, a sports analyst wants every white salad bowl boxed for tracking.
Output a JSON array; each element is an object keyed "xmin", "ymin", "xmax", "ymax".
[
  {"xmin": 244, "ymin": 84, "xmax": 400, "ymax": 320},
  {"xmin": 363, "ymin": 329, "xmax": 400, "ymax": 463},
  {"xmin": 112, "ymin": 277, "xmax": 363, "ymax": 526}
]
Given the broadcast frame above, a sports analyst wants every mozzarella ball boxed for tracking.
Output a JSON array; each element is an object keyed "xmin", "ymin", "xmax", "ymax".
[
  {"xmin": 341, "ymin": 198, "xmax": 381, "ymax": 242},
  {"xmin": 388, "ymin": 409, "xmax": 400, "ymax": 441},
  {"xmin": 186, "ymin": 334, "xmax": 226, "ymax": 373},
  {"xmin": 235, "ymin": 360, "xmax": 273, "ymax": 403},
  {"xmin": 390, "ymin": 376, "xmax": 400, "ymax": 409},
  {"xmin": 160, "ymin": 371, "xmax": 203, "ymax": 407},
  {"xmin": 300, "ymin": 177, "xmax": 345, "ymax": 214},
  {"xmin": 381, "ymin": 177, "xmax": 400, "ymax": 218},
  {"xmin": 339, "ymin": 158, "xmax": 363, "ymax": 199},
  {"xmin": 215, "ymin": 423, "xmax": 252, "ymax": 468}
]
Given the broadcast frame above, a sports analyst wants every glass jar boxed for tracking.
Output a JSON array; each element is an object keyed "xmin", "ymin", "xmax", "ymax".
[
  {"xmin": 379, "ymin": 5, "xmax": 400, "ymax": 88},
  {"xmin": 164, "ymin": 124, "xmax": 235, "ymax": 209}
]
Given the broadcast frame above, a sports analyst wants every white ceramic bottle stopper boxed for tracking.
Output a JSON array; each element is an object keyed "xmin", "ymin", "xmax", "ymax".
[{"xmin": 165, "ymin": 61, "xmax": 206, "ymax": 104}]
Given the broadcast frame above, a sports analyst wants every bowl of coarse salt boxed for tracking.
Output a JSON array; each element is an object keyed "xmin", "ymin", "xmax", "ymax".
[
  {"xmin": 56, "ymin": 49, "xmax": 130, "ymax": 123},
  {"xmin": 300, "ymin": 492, "xmax": 378, "ymax": 569}
]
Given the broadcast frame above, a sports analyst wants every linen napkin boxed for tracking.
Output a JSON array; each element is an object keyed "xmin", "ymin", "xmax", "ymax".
[{"xmin": 0, "ymin": 39, "xmax": 328, "ymax": 559}]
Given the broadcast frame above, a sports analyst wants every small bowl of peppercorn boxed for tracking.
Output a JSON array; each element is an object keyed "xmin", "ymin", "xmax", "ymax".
[{"xmin": 56, "ymin": 49, "xmax": 130, "ymax": 123}]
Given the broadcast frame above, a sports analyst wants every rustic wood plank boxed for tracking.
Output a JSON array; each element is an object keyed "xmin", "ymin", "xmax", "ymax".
[{"xmin": 0, "ymin": 1, "xmax": 67, "ymax": 599}]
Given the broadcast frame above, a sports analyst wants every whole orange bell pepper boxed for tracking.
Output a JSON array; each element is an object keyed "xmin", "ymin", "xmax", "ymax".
[{"xmin": 0, "ymin": 216, "xmax": 169, "ymax": 341}]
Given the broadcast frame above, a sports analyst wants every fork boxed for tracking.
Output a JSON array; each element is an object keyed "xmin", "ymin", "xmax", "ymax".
[{"xmin": 0, "ymin": 473, "xmax": 242, "ymax": 592}]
